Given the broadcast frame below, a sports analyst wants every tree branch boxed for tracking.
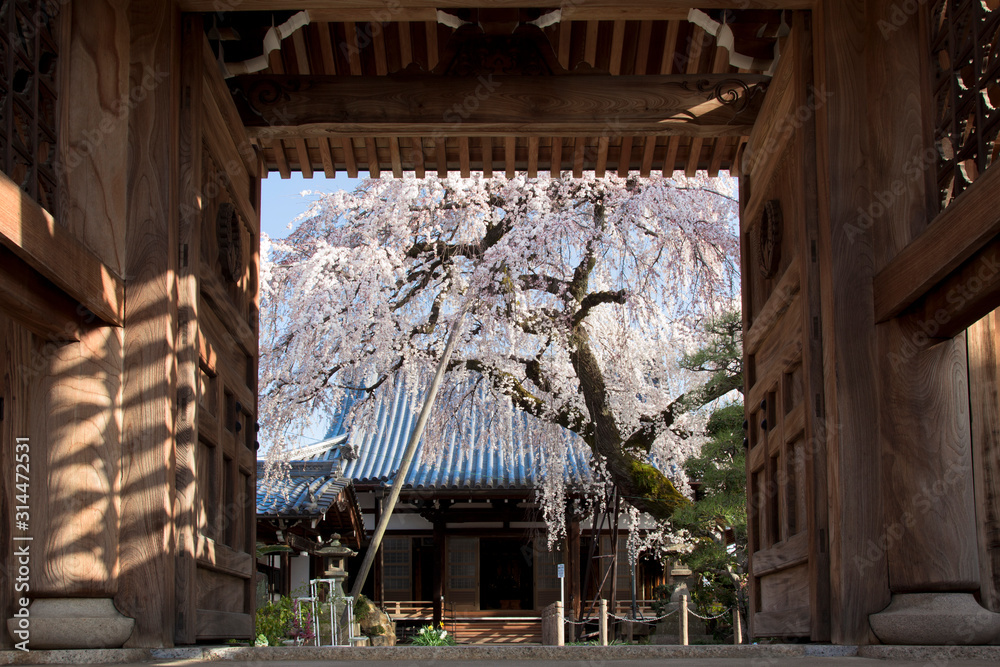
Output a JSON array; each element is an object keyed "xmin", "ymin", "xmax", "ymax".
[{"xmin": 572, "ymin": 289, "xmax": 627, "ymax": 327}]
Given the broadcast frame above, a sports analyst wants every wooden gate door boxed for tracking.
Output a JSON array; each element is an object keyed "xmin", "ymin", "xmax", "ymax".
[
  {"xmin": 174, "ymin": 19, "xmax": 261, "ymax": 644},
  {"xmin": 739, "ymin": 15, "xmax": 830, "ymax": 641}
]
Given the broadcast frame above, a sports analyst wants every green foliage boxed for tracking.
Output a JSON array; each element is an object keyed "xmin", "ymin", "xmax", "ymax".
[
  {"xmin": 255, "ymin": 597, "xmax": 294, "ymax": 647},
  {"xmin": 255, "ymin": 595, "xmax": 315, "ymax": 646},
  {"xmin": 669, "ymin": 310, "xmax": 747, "ymax": 641},
  {"xmin": 410, "ymin": 624, "xmax": 456, "ymax": 646}
]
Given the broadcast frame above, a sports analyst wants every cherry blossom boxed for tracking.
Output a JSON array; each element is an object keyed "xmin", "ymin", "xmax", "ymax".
[{"xmin": 259, "ymin": 173, "xmax": 740, "ymax": 523}]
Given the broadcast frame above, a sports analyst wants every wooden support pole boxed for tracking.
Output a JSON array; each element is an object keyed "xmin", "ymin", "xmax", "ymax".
[
  {"xmin": 680, "ymin": 594, "xmax": 689, "ymax": 646},
  {"xmin": 598, "ymin": 598, "xmax": 608, "ymax": 646},
  {"xmin": 432, "ymin": 521, "xmax": 445, "ymax": 627},
  {"xmin": 350, "ymin": 307, "xmax": 467, "ymax": 600}
]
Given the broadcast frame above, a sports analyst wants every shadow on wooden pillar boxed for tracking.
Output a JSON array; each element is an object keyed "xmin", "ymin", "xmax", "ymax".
[{"xmin": 115, "ymin": 0, "xmax": 180, "ymax": 648}]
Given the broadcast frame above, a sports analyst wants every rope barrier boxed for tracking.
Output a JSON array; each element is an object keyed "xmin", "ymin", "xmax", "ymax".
[
  {"xmin": 606, "ymin": 609, "xmax": 677, "ymax": 625},
  {"xmin": 562, "ymin": 617, "xmax": 599, "ymax": 625},
  {"xmin": 686, "ymin": 608, "xmax": 730, "ymax": 621}
]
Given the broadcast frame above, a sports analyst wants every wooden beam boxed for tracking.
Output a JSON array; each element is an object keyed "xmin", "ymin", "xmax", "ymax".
[
  {"xmin": 708, "ymin": 136, "xmax": 727, "ymax": 176},
  {"xmin": 551, "ymin": 137, "xmax": 562, "ymax": 178},
  {"xmin": 0, "ymin": 171, "xmax": 124, "ymax": 327},
  {"xmin": 317, "ymin": 22, "xmax": 337, "ymax": 74},
  {"xmin": 298, "ymin": 8, "xmax": 436, "ymax": 22},
  {"xmin": 398, "ymin": 22, "xmax": 412, "ymax": 67},
  {"xmin": 318, "ymin": 136, "xmax": 336, "ymax": 177},
  {"xmin": 874, "ymin": 165, "xmax": 1000, "ymax": 323},
  {"xmin": 425, "ymin": 20, "xmax": 438, "ymax": 70},
  {"xmin": 342, "ymin": 137, "xmax": 359, "ymax": 177},
  {"xmin": 583, "ymin": 21, "xmax": 598, "ymax": 67},
  {"xmin": 294, "ymin": 138, "xmax": 313, "ymax": 178},
  {"xmin": 505, "ymin": 136, "xmax": 516, "ymax": 178},
  {"xmin": 639, "ymin": 136, "xmax": 656, "ymax": 177},
  {"xmin": 178, "ymin": 1, "xmax": 816, "ymax": 17},
  {"xmin": 898, "ymin": 237, "xmax": 1000, "ymax": 341},
  {"xmin": 389, "ymin": 137, "xmax": 403, "ymax": 177},
  {"xmin": 364, "ymin": 137, "xmax": 380, "ymax": 177},
  {"xmin": 435, "ymin": 138, "xmax": 447, "ymax": 176},
  {"xmin": 558, "ymin": 21, "xmax": 571, "ymax": 70},
  {"xmin": 412, "ymin": 137, "xmax": 425, "ymax": 178},
  {"xmin": 482, "ymin": 137, "xmax": 493, "ymax": 178},
  {"xmin": 0, "ymin": 244, "xmax": 84, "ymax": 341},
  {"xmin": 573, "ymin": 137, "xmax": 585, "ymax": 178},
  {"xmin": 458, "ymin": 136, "xmax": 470, "ymax": 177},
  {"xmin": 271, "ymin": 138, "xmax": 291, "ymax": 178},
  {"xmin": 528, "ymin": 137, "xmax": 539, "ymax": 178},
  {"xmin": 618, "ymin": 135, "xmax": 633, "ymax": 177},
  {"xmin": 595, "ymin": 137, "xmax": 609, "ymax": 177},
  {"xmin": 236, "ymin": 74, "xmax": 766, "ymax": 139},
  {"xmin": 344, "ymin": 21, "xmax": 363, "ymax": 74},
  {"xmin": 609, "ymin": 21, "xmax": 626, "ymax": 74}
]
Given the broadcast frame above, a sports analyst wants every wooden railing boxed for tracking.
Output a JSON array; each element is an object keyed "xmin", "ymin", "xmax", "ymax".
[{"xmin": 383, "ymin": 600, "xmax": 434, "ymax": 619}]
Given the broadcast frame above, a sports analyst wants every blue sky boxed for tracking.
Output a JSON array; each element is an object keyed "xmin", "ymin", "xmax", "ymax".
[
  {"xmin": 260, "ymin": 171, "xmax": 362, "ymax": 448},
  {"xmin": 260, "ymin": 171, "xmax": 362, "ymax": 240}
]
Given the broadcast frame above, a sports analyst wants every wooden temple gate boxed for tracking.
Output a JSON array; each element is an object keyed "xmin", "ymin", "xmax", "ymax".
[{"xmin": 0, "ymin": 0, "xmax": 998, "ymax": 649}]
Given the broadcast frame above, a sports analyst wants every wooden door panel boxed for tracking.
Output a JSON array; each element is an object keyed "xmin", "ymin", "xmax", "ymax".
[
  {"xmin": 176, "ymin": 22, "xmax": 259, "ymax": 644},
  {"xmin": 741, "ymin": 15, "xmax": 828, "ymax": 641}
]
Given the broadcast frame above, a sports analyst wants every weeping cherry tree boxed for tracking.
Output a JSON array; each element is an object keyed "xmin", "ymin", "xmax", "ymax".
[{"xmin": 259, "ymin": 173, "xmax": 740, "ymax": 524}]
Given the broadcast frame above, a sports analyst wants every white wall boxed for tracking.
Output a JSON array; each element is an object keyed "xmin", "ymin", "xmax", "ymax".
[{"xmin": 289, "ymin": 555, "xmax": 311, "ymax": 597}]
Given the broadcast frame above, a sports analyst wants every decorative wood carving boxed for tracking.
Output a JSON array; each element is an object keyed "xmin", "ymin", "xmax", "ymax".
[
  {"xmin": 758, "ymin": 199, "xmax": 782, "ymax": 279},
  {"xmin": 216, "ymin": 202, "xmax": 243, "ymax": 283}
]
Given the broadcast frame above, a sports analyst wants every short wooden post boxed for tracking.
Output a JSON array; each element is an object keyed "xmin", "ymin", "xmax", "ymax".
[
  {"xmin": 680, "ymin": 594, "xmax": 689, "ymax": 646},
  {"xmin": 556, "ymin": 600, "xmax": 565, "ymax": 646},
  {"xmin": 733, "ymin": 606, "xmax": 742, "ymax": 644},
  {"xmin": 598, "ymin": 598, "xmax": 608, "ymax": 646}
]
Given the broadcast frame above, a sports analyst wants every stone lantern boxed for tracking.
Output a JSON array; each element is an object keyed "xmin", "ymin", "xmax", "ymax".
[{"xmin": 314, "ymin": 533, "xmax": 356, "ymax": 598}]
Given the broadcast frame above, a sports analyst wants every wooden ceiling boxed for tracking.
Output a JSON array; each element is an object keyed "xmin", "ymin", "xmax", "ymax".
[{"xmin": 194, "ymin": 3, "xmax": 789, "ymax": 179}]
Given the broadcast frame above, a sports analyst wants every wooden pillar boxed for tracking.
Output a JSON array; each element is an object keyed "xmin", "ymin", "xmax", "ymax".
[
  {"xmin": 173, "ymin": 13, "xmax": 203, "ymax": 646},
  {"xmin": 813, "ymin": 0, "xmax": 997, "ymax": 644},
  {"xmin": 373, "ymin": 493, "xmax": 384, "ymax": 604},
  {"xmin": 567, "ymin": 511, "xmax": 581, "ymax": 641},
  {"xmin": 969, "ymin": 312, "xmax": 1000, "ymax": 613},
  {"xmin": 867, "ymin": 0, "xmax": 980, "ymax": 593},
  {"xmin": 115, "ymin": 0, "xmax": 180, "ymax": 647},
  {"xmin": 812, "ymin": 0, "xmax": 890, "ymax": 643},
  {"xmin": 432, "ymin": 520, "xmax": 444, "ymax": 627}
]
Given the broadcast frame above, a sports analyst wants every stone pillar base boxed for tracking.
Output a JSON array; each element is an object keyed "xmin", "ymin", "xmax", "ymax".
[
  {"xmin": 7, "ymin": 598, "xmax": 134, "ymax": 649},
  {"xmin": 870, "ymin": 593, "xmax": 1000, "ymax": 645}
]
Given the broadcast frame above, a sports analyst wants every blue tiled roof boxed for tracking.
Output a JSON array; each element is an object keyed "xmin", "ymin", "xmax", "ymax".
[
  {"xmin": 294, "ymin": 384, "xmax": 594, "ymax": 491},
  {"xmin": 256, "ymin": 458, "xmax": 353, "ymax": 516}
]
